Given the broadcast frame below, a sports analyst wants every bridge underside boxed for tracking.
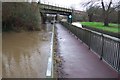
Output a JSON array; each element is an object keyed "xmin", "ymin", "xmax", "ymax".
[
  {"xmin": 41, "ymin": 9, "xmax": 71, "ymax": 15},
  {"xmin": 39, "ymin": 3, "xmax": 73, "ymax": 23},
  {"xmin": 40, "ymin": 10, "xmax": 72, "ymax": 23}
]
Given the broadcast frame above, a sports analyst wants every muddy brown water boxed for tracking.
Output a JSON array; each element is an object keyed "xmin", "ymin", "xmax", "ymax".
[
  {"xmin": 0, "ymin": 33, "xmax": 2, "ymax": 79},
  {"xmin": 2, "ymin": 24, "xmax": 53, "ymax": 78}
]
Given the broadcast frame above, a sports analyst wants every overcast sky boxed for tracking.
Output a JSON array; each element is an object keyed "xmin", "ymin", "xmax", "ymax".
[
  {"xmin": 2, "ymin": 0, "xmax": 118, "ymax": 11},
  {"xmin": 39, "ymin": 0, "xmax": 87, "ymax": 11},
  {"xmin": 35, "ymin": 0, "xmax": 118, "ymax": 11}
]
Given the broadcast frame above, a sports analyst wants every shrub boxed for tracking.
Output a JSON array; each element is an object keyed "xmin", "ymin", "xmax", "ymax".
[{"xmin": 2, "ymin": 2, "xmax": 42, "ymax": 31}]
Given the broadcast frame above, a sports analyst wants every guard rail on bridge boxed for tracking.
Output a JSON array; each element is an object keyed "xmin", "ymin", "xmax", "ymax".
[
  {"xmin": 60, "ymin": 22, "xmax": 120, "ymax": 72},
  {"xmin": 39, "ymin": 3, "xmax": 72, "ymax": 13}
]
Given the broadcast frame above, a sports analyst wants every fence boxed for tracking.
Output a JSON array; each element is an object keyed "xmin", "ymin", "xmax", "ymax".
[{"xmin": 60, "ymin": 22, "xmax": 120, "ymax": 72}]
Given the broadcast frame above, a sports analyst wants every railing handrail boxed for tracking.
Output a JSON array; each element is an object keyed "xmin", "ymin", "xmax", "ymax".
[
  {"xmin": 61, "ymin": 22, "xmax": 120, "ymax": 72},
  {"xmin": 71, "ymin": 23, "xmax": 120, "ymax": 42}
]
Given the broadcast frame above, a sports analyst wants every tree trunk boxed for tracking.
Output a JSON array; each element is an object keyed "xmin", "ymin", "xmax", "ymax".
[
  {"xmin": 88, "ymin": 14, "xmax": 93, "ymax": 22},
  {"xmin": 101, "ymin": 0, "xmax": 112, "ymax": 27},
  {"xmin": 104, "ymin": 12, "xmax": 109, "ymax": 26}
]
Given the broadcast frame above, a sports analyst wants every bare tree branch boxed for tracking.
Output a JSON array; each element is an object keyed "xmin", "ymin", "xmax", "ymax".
[
  {"xmin": 101, "ymin": 0, "xmax": 105, "ymax": 11},
  {"xmin": 107, "ymin": 0, "xmax": 112, "ymax": 12}
]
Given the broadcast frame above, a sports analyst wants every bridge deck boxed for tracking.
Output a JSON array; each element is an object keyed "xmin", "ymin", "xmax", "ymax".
[{"xmin": 56, "ymin": 23, "xmax": 118, "ymax": 78}]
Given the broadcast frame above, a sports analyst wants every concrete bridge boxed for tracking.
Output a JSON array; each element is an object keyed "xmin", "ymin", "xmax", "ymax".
[
  {"xmin": 39, "ymin": 3, "xmax": 72, "ymax": 15},
  {"xmin": 38, "ymin": 2, "xmax": 73, "ymax": 23}
]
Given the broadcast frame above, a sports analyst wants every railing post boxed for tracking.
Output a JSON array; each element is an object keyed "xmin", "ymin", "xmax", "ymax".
[
  {"xmin": 88, "ymin": 30, "xmax": 91, "ymax": 50},
  {"xmin": 61, "ymin": 22, "xmax": 120, "ymax": 72},
  {"xmin": 100, "ymin": 34, "xmax": 104, "ymax": 60},
  {"xmin": 118, "ymin": 43, "xmax": 120, "ymax": 73}
]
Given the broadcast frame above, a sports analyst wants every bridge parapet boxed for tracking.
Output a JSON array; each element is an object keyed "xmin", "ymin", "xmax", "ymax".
[{"xmin": 39, "ymin": 3, "xmax": 72, "ymax": 13}]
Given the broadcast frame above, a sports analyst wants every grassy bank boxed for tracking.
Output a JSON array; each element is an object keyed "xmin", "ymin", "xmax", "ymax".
[
  {"xmin": 80, "ymin": 22, "xmax": 119, "ymax": 33},
  {"xmin": 2, "ymin": 2, "xmax": 41, "ymax": 32}
]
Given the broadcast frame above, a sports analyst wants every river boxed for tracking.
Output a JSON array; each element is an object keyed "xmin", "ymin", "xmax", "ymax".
[
  {"xmin": 2, "ymin": 23, "xmax": 52, "ymax": 78},
  {"xmin": 0, "ymin": 33, "xmax": 2, "ymax": 79}
]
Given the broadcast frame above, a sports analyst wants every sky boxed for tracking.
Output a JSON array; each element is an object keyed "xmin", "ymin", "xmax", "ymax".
[
  {"xmin": 1, "ymin": 0, "xmax": 118, "ymax": 11},
  {"xmin": 37, "ymin": 0, "xmax": 90, "ymax": 11},
  {"xmin": 36, "ymin": 0, "xmax": 118, "ymax": 11}
]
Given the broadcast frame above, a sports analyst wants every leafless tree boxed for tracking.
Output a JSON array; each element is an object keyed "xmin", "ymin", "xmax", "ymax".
[
  {"xmin": 82, "ymin": 0, "xmax": 119, "ymax": 26},
  {"xmin": 86, "ymin": 6, "xmax": 100, "ymax": 22}
]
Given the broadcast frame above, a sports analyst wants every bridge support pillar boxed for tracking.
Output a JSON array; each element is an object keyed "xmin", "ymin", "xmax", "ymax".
[
  {"xmin": 55, "ymin": 14, "xmax": 58, "ymax": 21},
  {"xmin": 41, "ymin": 13, "xmax": 47, "ymax": 24}
]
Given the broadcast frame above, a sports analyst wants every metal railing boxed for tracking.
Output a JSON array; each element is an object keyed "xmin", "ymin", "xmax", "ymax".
[{"xmin": 61, "ymin": 22, "xmax": 120, "ymax": 72}]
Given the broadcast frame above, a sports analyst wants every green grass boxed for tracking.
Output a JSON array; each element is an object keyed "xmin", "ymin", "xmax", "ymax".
[{"xmin": 80, "ymin": 22, "xmax": 119, "ymax": 33}]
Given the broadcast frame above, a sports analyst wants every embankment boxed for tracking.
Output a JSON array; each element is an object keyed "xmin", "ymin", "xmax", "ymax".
[{"xmin": 2, "ymin": 2, "xmax": 42, "ymax": 32}]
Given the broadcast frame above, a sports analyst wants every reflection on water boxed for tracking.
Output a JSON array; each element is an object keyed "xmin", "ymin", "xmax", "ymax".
[
  {"xmin": 0, "ymin": 1, "xmax": 2, "ymax": 78},
  {"xmin": 0, "ymin": 35, "xmax": 1, "ymax": 78},
  {"xmin": 2, "ymin": 23, "xmax": 52, "ymax": 78}
]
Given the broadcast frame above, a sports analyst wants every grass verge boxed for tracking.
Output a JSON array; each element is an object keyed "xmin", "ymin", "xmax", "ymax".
[{"xmin": 80, "ymin": 22, "xmax": 119, "ymax": 33}]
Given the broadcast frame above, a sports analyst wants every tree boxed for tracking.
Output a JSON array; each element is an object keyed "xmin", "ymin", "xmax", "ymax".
[
  {"xmin": 101, "ymin": 0, "xmax": 112, "ymax": 26},
  {"xmin": 82, "ymin": 0, "xmax": 119, "ymax": 26},
  {"xmin": 70, "ymin": 5, "xmax": 88, "ymax": 22},
  {"xmin": 2, "ymin": 2, "xmax": 42, "ymax": 31},
  {"xmin": 86, "ymin": 6, "xmax": 100, "ymax": 22}
]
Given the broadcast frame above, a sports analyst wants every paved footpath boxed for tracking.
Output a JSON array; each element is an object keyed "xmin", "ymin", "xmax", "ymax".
[{"xmin": 56, "ymin": 23, "xmax": 118, "ymax": 78}]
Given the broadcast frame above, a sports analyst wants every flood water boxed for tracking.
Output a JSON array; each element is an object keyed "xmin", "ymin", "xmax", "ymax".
[
  {"xmin": 2, "ymin": 23, "xmax": 53, "ymax": 78},
  {"xmin": 0, "ymin": 33, "xmax": 2, "ymax": 79}
]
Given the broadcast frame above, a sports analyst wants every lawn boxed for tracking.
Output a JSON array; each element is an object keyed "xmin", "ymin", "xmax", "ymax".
[{"xmin": 80, "ymin": 22, "xmax": 119, "ymax": 33}]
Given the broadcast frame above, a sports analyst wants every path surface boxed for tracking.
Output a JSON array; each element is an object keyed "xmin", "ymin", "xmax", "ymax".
[
  {"xmin": 72, "ymin": 22, "xmax": 82, "ymax": 28},
  {"xmin": 56, "ymin": 23, "xmax": 118, "ymax": 78}
]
